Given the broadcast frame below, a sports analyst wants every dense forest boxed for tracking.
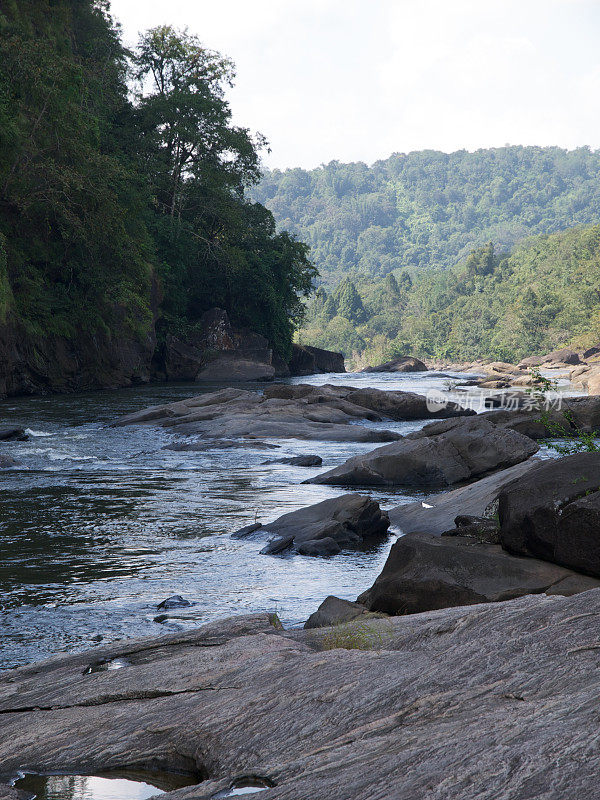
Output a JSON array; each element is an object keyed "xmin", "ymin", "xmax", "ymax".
[
  {"xmin": 253, "ymin": 148, "xmax": 600, "ymax": 286},
  {"xmin": 0, "ymin": 0, "xmax": 315, "ymax": 370},
  {"xmin": 301, "ymin": 225, "xmax": 600, "ymax": 367}
]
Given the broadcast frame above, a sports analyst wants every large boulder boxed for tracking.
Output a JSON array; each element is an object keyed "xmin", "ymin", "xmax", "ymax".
[
  {"xmin": 499, "ymin": 453, "xmax": 600, "ymax": 576},
  {"xmin": 196, "ymin": 353, "xmax": 276, "ymax": 382},
  {"xmin": 254, "ymin": 494, "xmax": 390, "ymax": 556},
  {"xmin": 543, "ymin": 348, "xmax": 581, "ymax": 367},
  {"xmin": 357, "ymin": 532, "xmax": 600, "ymax": 615},
  {"xmin": 308, "ymin": 417, "xmax": 539, "ymax": 488},
  {"xmin": 343, "ymin": 386, "xmax": 472, "ymax": 420},
  {"xmin": 389, "ymin": 460, "xmax": 539, "ymax": 535},
  {"xmin": 484, "ymin": 396, "xmax": 600, "ymax": 439},
  {"xmin": 289, "ymin": 344, "xmax": 345, "ymax": 375},
  {"xmin": 156, "ymin": 334, "xmax": 204, "ymax": 381},
  {"xmin": 361, "ymin": 356, "xmax": 427, "ymax": 373}
]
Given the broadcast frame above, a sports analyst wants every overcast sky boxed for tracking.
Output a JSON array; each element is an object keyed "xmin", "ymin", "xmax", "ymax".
[{"xmin": 112, "ymin": 0, "xmax": 600, "ymax": 170}]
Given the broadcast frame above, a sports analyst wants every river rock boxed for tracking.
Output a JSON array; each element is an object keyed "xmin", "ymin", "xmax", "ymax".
[
  {"xmin": 389, "ymin": 460, "xmax": 539, "ymax": 534},
  {"xmin": 258, "ymin": 494, "xmax": 390, "ymax": 556},
  {"xmin": 583, "ymin": 343, "xmax": 600, "ymax": 360},
  {"xmin": 483, "ymin": 396, "xmax": 600, "ymax": 439},
  {"xmin": 0, "ymin": 427, "xmax": 28, "ymax": 442},
  {"xmin": 543, "ymin": 348, "xmax": 582, "ymax": 367},
  {"xmin": 262, "ymin": 455, "xmax": 323, "ymax": 466},
  {"xmin": 6, "ymin": 597, "xmax": 600, "ymax": 798},
  {"xmin": 304, "ymin": 596, "xmax": 369, "ymax": 629},
  {"xmin": 289, "ymin": 344, "xmax": 345, "ymax": 375},
  {"xmin": 499, "ymin": 453, "xmax": 600, "ymax": 575},
  {"xmin": 113, "ymin": 383, "xmax": 474, "ymax": 444},
  {"xmin": 361, "ymin": 356, "xmax": 427, "ymax": 373},
  {"xmin": 441, "ymin": 515, "xmax": 500, "ymax": 544},
  {"xmin": 0, "ymin": 455, "xmax": 19, "ymax": 468},
  {"xmin": 157, "ymin": 595, "xmax": 192, "ymax": 610},
  {"xmin": 357, "ymin": 532, "xmax": 600, "ymax": 615},
  {"xmin": 308, "ymin": 417, "xmax": 539, "ymax": 488}
]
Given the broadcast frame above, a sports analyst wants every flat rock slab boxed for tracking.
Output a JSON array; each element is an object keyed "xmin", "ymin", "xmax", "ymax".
[
  {"xmin": 389, "ymin": 460, "xmax": 540, "ymax": 534},
  {"xmin": 308, "ymin": 417, "xmax": 539, "ymax": 487},
  {"xmin": 5, "ymin": 596, "xmax": 600, "ymax": 798},
  {"xmin": 112, "ymin": 384, "xmax": 474, "ymax": 444},
  {"xmin": 357, "ymin": 531, "xmax": 600, "ymax": 615}
]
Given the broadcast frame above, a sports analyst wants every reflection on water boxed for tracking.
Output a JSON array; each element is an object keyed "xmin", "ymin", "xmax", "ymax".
[
  {"xmin": 14, "ymin": 772, "xmax": 197, "ymax": 800},
  {"xmin": 0, "ymin": 371, "xmax": 576, "ymax": 669}
]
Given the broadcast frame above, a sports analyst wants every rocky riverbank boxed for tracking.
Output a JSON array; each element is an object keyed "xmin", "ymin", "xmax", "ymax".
[{"xmin": 3, "ymin": 592, "xmax": 600, "ymax": 799}]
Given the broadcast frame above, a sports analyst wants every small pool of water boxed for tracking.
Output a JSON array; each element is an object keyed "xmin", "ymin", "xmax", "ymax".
[
  {"xmin": 213, "ymin": 777, "xmax": 273, "ymax": 797},
  {"xmin": 13, "ymin": 772, "xmax": 197, "ymax": 800}
]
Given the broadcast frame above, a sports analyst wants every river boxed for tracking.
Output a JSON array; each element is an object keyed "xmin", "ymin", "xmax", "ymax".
[{"xmin": 0, "ymin": 370, "xmax": 569, "ymax": 670}]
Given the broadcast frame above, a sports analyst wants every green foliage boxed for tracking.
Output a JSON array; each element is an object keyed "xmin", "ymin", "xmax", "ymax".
[
  {"xmin": 253, "ymin": 147, "xmax": 600, "ymax": 286},
  {"xmin": 0, "ymin": 8, "xmax": 315, "ymax": 359},
  {"xmin": 303, "ymin": 225, "xmax": 600, "ymax": 366},
  {"xmin": 319, "ymin": 619, "xmax": 393, "ymax": 651},
  {"xmin": 527, "ymin": 370, "xmax": 600, "ymax": 455}
]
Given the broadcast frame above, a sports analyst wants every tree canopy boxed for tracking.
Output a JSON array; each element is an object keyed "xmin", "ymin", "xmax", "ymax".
[
  {"xmin": 302, "ymin": 226, "xmax": 600, "ymax": 366},
  {"xmin": 0, "ymin": 3, "xmax": 315, "ymax": 359},
  {"xmin": 253, "ymin": 148, "xmax": 600, "ymax": 285}
]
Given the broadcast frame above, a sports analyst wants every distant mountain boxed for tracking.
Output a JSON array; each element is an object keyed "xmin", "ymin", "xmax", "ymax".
[{"xmin": 253, "ymin": 146, "xmax": 600, "ymax": 285}]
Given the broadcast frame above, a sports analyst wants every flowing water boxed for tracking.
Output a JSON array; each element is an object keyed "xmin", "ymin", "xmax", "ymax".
[{"xmin": 0, "ymin": 370, "xmax": 573, "ymax": 670}]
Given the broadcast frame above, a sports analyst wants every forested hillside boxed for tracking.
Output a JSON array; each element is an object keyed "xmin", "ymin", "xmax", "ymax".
[
  {"xmin": 254, "ymin": 148, "xmax": 600, "ymax": 284},
  {"xmin": 301, "ymin": 225, "xmax": 600, "ymax": 367},
  {"xmin": 0, "ymin": 0, "xmax": 314, "ymax": 395}
]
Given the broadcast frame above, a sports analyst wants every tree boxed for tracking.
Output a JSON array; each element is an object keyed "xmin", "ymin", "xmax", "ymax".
[
  {"xmin": 334, "ymin": 278, "xmax": 365, "ymax": 323},
  {"xmin": 133, "ymin": 26, "xmax": 316, "ymax": 357}
]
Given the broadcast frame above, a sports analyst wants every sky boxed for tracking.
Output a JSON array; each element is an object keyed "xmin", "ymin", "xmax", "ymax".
[{"xmin": 112, "ymin": 0, "xmax": 600, "ymax": 170}]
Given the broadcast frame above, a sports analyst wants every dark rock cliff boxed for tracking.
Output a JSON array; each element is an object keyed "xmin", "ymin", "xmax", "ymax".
[{"xmin": 0, "ymin": 308, "xmax": 345, "ymax": 398}]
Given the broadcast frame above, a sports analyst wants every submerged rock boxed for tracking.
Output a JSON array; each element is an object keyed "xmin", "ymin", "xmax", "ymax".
[
  {"xmin": 261, "ymin": 455, "xmax": 323, "ymax": 467},
  {"xmin": 0, "ymin": 427, "xmax": 28, "ymax": 442},
  {"xmin": 156, "ymin": 595, "xmax": 192, "ymax": 610},
  {"xmin": 0, "ymin": 455, "xmax": 19, "ymax": 468},
  {"xmin": 258, "ymin": 494, "xmax": 390, "ymax": 556},
  {"xmin": 308, "ymin": 417, "xmax": 538, "ymax": 487}
]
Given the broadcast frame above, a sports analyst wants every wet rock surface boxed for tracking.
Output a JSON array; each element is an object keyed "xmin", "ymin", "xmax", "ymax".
[
  {"xmin": 308, "ymin": 416, "xmax": 539, "ymax": 487},
  {"xmin": 4, "ymin": 597, "xmax": 600, "ymax": 799},
  {"xmin": 261, "ymin": 455, "xmax": 322, "ymax": 467},
  {"xmin": 357, "ymin": 532, "xmax": 600, "ymax": 615},
  {"xmin": 0, "ymin": 427, "xmax": 27, "ymax": 442},
  {"xmin": 256, "ymin": 493, "xmax": 390, "ymax": 556}
]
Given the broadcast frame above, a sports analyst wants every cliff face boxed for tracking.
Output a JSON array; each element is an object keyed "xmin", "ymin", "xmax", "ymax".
[
  {"xmin": 0, "ymin": 318, "xmax": 157, "ymax": 398},
  {"xmin": 0, "ymin": 308, "xmax": 291, "ymax": 399}
]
